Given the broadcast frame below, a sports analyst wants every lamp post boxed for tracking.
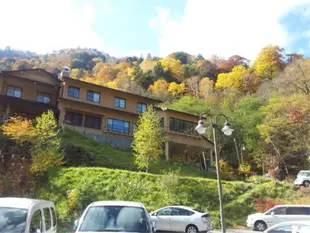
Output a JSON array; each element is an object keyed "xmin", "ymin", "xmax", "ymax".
[{"xmin": 195, "ymin": 113, "xmax": 233, "ymax": 233}]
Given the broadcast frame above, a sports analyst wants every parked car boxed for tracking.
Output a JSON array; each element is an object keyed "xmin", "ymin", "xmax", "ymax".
[
  {"xmin": 150, "ymin": 205, "xmax": 212, "ymax": 233},
  {"xmin": 294, "ymin": 170, "xmax": 310, "ymax": 187},
  {"xmin": 263, "ymin": 221, "xmax": 310, "ymax": 233},
  {"xmin": 246, "ymin": 205, "xmax": 310, "ymax": 231},
  {"xmin": 0, "ymin": 197, "xmax": 57, "ymax": 233},
  {"xmin": 73, "ymin": 201, "xmax": 155, "ymax": 233}
]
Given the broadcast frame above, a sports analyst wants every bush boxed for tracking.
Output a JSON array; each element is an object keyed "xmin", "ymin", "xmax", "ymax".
[
  {"xmin": 238, "ymin": 163, "xmax": 251, "ymax": 177},
  {"xmin": 254, "ymin": 198, "xmax": 284, "ymax": 212},
  {"xmin": 248, "ymin": 175, "xmax": 272, "ymax": 184}
]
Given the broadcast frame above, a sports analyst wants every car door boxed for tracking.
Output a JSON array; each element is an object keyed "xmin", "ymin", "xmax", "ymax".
[
  {"xmin": 285, "ymin": 207, "xmax": 310, "ymax": 222},
  {"xmin": 152, "ymin": 207, "xmax": 173, "ymax": 231},
  {"xmin": 43, "ymin": 207, "xmax": 54, "ymax": 233},
  {"xmin": 29, "ymin": 209, "xmax": 43, "ymax": 233},
  {"xmin": 169, "ymin": 208, "xmax": 192, "ymax": 232},
  {"xmin": 264, "ymin": 207, "xmax": 287, "ymax": 227}
]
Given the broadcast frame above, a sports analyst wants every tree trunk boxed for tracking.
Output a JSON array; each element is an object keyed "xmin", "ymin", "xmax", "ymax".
[{"xmin": 270, "ymin": 139, "xmax": 289, "ymax": 176}]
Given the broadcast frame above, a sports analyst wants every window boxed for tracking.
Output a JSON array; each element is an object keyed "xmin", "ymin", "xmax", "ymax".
[
  {"xmin": 43, "ymin": 208, "xmax": 52, "ymax": 231},
  {"xmin": 273, "ymin": 207, "xmax": 287, "ymax": 215},
  {"xmin": 64, "ymin": 111, "xmax": 83, "ymax": 126},
  {"xmin": 79, "ymin": 206, "xmax": 149, "ymax": 232},
  {"xmin": 169, "ymin": 117, "xmax": 196, "ymax": 135},
  {"xmin": 267, "ymin": 224, "xmax": 293, "ymax": 233},
  {"xmin": 286, "ymin": 207, "xmax": 310, "ymax": 215},
  {"xmin": 84, "ymin": 115, "xmax": 101, "ymax": 129},
  {"xmin": 0, "ymin": 207, "xmax": 27, "ymax": 233},
  {"xmin": 6, "ymin": 86, "xmax": 22, "ymax": 98},
  {"xmin": 157, "ymin": 208, "xmax": 173, "ymax": 216},
  {"xmin": 36, "ymin": 92, "xmax": 51, "ymax": 104},
  {"xmin": 160, "ymin": 118, "xmax": 164, "ymax": 128},
  {"xmin": 30, "ymin": 210, "xmax": 42, "ymax": 233},
  {"xmin": 108, "ymin": 118, "xmax": 129, "ymax": 134},
  {"xmin": 172, "ymin": 208, "xmax": 194, "ymax": 216},
  {"xmin": 87, "ymin": 90, "xmax": 100, "ymax": 103},
  {"xmin": 68, "ymin": 86, "xmax": 80, "ymax": 98},
  {"xmin": 114, "ymin": 97, "xmax": 126, "ymax": 108},
  {"xmin": 51, "ymin": 207, "xmax": 57, "ymax": 227},
  {"xmin": 137, "ymin": 103, "xmax": 147, "ymax": 113}
]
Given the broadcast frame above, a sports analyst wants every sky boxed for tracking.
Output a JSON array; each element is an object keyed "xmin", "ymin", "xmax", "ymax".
[{"xmin": 1, "ymin": 0, "xmax": 310, "ymax": 61}]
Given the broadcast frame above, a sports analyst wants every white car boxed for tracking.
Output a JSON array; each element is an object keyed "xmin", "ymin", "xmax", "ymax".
[
  {"xmin": 74, "ymin": 201, "xmax": 155, "ymax": 233},
  {"xmin": 247, "ymin": 205, "xmax": 310, "ymax": 231},
  {"xmin": 294, "ymin": 170, "xmax": 310, "ymax": 187},
  {"xmin": 150, "ymin": 205, "xmax": 212, "ymax": 233},
  {"xmin": 263, "ymin": 221, "xmax": 310, "ymax": 233},
  {"xmin": 0, "ymin": 197, "xmax": 57, "ymax": 233}
]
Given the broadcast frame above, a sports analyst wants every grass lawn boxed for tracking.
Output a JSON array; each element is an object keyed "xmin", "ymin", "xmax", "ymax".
[{"xmin": 61, "ymin": 129, "xmax": 217, "ymax": 178}]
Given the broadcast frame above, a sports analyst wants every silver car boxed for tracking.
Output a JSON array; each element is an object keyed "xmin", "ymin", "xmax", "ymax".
[
  {"xmin": 263, "ymin": 221, "xmax": 310, "ymax": 233},
  {"xmin": 150, "ymin": 206, "xmax": 212, "ymax": 233},
  {"xmin": 74, "ymin": 201, "xmax": 155, "ymax": 233}
]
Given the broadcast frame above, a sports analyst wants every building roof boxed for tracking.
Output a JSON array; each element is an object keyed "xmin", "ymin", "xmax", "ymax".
[
  {"xmin": 91, "ymin": 201, "xmax": 145, "ymax": 208},
  {"xmin": 155, "ymin": 106, "xmax": 201, "ymax": 119},
  {"xmin": 2, "ymin": 69, "xmax": 57, "ymax": 79},
  {"xmin": 63, "ymin": 76, "xmax": 162, "ymax": 103},
  {"xmin": 0, "ymin": 197, "xmax": 53, "ymax": 209}
]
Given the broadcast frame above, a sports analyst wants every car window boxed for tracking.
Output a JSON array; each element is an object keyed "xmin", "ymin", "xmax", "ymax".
[
  {"xmin": 172, "ymin": 208, "xmax": 194, "ymax": 216},
  {"xmin": 157, "ymin": 208, "xmax": 173, "ymax": 216},
  {"xmin": 30, "ymin": 210, "xmax": 42, "ymax": 233},
  {"xmin": 43, "ymin": 208, "xmax": 52, "ymax": 231},
  {"xmin": 0, "ymin": 207, "xmax": 27, "ymax": 233},
  {"xmin": 286, "ymin": 207, "xmax": 310, "ymax": 215},
  {"xmin": 79, "ymin": 206, "xmax": 149, "ymax": 232},
  {"xmin": 274, "ymin": 207, "xmax": 287, "ymax": 215},
  {"xmin": 51, "ymin": 207, "xmax": 57, "ymax": 227},
  {"xmin": 268, "ymin": 224, "xmax": 293, "ymax": 233}
]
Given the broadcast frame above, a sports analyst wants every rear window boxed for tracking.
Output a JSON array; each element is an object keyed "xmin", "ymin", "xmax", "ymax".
[{"xmin": 79, "ymin": 206, "xmax": 150, "ymax": 232}]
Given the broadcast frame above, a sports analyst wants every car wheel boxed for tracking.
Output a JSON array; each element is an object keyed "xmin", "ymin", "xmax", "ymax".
[
  {"xmin": 303, "ymin": 180, "xmax": 310, "ymax": 187},
  {"xmin": 186, "ymin": 225, "xmax": 198, "ymax": 233},
  {"xmin": 254, "ymin": 221, "xmax": 267, "ymax": 232}
]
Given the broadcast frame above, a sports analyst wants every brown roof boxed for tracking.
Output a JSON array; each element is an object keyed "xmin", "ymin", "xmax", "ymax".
[{"xmin": 2, "ymin": 69, "xmax": 57, "ymax": 79}]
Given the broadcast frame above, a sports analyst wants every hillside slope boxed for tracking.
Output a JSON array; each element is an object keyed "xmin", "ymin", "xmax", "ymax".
[
  {"xmin": 38, "ymin": 167, "xmax": 295, "ymax": 230},
  {"xmin": 62, "ymin": 129, "xmax": 216, "ymax": 178}
]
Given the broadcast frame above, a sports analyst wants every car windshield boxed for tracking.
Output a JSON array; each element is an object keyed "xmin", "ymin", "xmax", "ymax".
[
  {"xmin": 0, "ymin": 207, "xmax": 28, "ymax": 233},
  {"xmin": 298, "ymin": 172, "xmax": 310, "ymax": 177},
  {"xmin": 79, "ymin": 206, "xmax": 150, "ymax": 232}
]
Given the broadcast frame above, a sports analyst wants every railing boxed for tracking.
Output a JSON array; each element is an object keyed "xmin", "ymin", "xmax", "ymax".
[{"xmin": 162, "ymin": 127, "xmax": 201, "ymax": 138}]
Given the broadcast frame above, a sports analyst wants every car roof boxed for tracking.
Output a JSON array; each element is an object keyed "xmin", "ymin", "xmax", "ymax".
[
  {"xmin": 90, "ymin": 201, "xmax": 145, "ymax": 208},
  {"xmin": 273, "ymin": 204, "xmax": 310, "ymax": 207},
  {"xmin": 271, "ymin": 221, "xmax": 310, "ymax": 227},
  {"xmin": 299, "ymin": 170, "xmax": 310, "ymax": 172},
  {"xmin": 0, "ymin": 197, "xmax": 53, "ymax": 209},
  {"xmin": 157, "ymin": 205, "xmax": 205, "ymax": 212}
]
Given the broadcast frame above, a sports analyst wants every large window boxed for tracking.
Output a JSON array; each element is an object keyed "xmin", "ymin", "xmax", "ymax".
[
  {"xmin": 87, "ymin": 90, "xmax": 100, "ymax": 103},
  {"xmin": 108, "ymin": 118, "xmax": 129, "ymax": 134},
  {"xmin": 114, "ymin": 97, "xmax": 126, "ymax": 108},
  {"xmin": 36, "ymin": 92, "xmax": 51, "ymax": 104},
  {"xmin": 68, "ymin": 86, "xmax": 80, "ymax": 98},
  {"xmin": 169, "ymin": 117, "xmax": 196, "ymax": 135},
  {"xmin": 84, "ymin": 115, "xmax": 101, "ymax": 129},
  {"xmin": 137, "ymin": 103, "xmax": 147, "ymax": 113},
  {"xmin": 6, "ymin": 86, "xmax": 22, "ymax": 98},
  {"xmin": 64, "ymin": 111, "xmax": 83, "ymax": 126}
]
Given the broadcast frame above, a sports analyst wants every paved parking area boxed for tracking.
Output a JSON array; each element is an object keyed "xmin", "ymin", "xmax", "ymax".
[{"xmin": 210, "ymin": 229, "xmax": 254, "ymax": 233}]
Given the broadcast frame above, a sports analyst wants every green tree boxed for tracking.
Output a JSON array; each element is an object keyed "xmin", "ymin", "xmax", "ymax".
[{"xmin": 132, "ymin": 106, "xmax": 165, "ymax": 172}]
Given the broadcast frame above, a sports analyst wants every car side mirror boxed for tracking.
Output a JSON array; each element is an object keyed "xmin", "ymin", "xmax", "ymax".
[
  {"xmin": 271, "ymin": 211, "xmax": 275, "ymax": 216},
  {"xmin": 74, "ymin": 220, "xmax": 79, "ymax": 230},
  {"xmin": 152, "ymin": 222, "xmax": 157, "ymax": 232}
]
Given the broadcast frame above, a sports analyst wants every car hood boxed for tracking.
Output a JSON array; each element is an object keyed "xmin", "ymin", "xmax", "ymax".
[{"xmin": 248, "ymin": 213, "xmax": 264, "ymax": 219}]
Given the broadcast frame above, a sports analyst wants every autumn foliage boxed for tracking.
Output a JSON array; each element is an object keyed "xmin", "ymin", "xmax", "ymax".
[{"xmin": 254, "ymin": 198, "xmax": 284, "ymax": 212}]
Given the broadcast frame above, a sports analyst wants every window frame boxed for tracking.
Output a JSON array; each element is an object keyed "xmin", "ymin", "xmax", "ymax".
[
  {"xmin": 64, "ymin": 110, "xmax": 83, "ymax": 126},
  {"xmin": 84, "ymin": 114, "xmax": 102, "ymax": 129},
  {"xmin": 30, "ymin": 209, "xmax": 43, "ymax": 233},
  {"xmin": 36, "ymin": 92, "xmax": 51, "ymax": 104},
  {"xmin": 68, "ymin": 86, "xmax": 80, "ymax": 99},
  {"xmin": 87, "ymin": 90, "xmax": 101, "ymax": 103},
  {"xmin": 50, "ymin": 207, "xmax": 57, "ymax": 227},
  {"xmin": 114, "ymin": 97, "xmax": 126, "ymax": 109},
  {"xmin": 6, "ymin": 85, "xmax": 22, "ymax": 98},
  {"xmin": 172, "ymin": 207, "xmax": 194, "ymax": 216},
  {"xmin": 157, "ymin": 207, "xmax": 173, "ymax": 216},
  {"xmin": 137, "ymin": 102, "xmax": 147, "ymax": 113},
  {"xmin": 43, "ymin": 207, "xmax": 52, "ymax": 231},
  {"xmin": 107, "ymin": 118, "xmax": 130, "ymax": 134},
  {"xmin": 169, "ymin": 117, "xmax": 196, "ymax": 135}
]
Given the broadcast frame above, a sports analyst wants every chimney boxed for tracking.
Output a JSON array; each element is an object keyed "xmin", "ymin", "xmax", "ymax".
[{"xmin": 58, "ymin": 66, "xmax": 71, "ymax": 80}]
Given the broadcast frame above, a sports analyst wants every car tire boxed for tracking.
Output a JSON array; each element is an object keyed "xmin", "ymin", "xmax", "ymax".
[
  {"xmin": 186, "ymin": 224, "xmax": 199, "ymax": 233},
  {"xmin": 254, "ymin": 221, "xmax": 267, "ymax": 232},
  {"xmin": 303, "ymin": 180, "xmax": 310, "ymax": 187}
]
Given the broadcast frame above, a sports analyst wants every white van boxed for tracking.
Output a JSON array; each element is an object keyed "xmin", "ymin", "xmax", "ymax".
[
  {"xmin": 247, "ymin": 205, "xmax": 310, "ymax": 231},
  {"xmin": 0, "ymin": 197, "xmax": 57, "ymax": 233}
]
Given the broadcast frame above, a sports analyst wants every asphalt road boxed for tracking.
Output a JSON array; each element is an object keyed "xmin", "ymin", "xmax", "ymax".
[{"xmin": 209, "ymin": 229, "xmax": 254, "ymax": 233}]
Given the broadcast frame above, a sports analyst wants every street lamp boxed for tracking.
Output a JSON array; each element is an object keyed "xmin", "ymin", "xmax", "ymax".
[{"xmin": 195, "ymin": 113, "xmax": 233, "ymax": 233}]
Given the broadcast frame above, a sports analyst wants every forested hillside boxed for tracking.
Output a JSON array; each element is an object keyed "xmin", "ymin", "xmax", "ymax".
[{"xmin": 1, "ymin": 45, "xmax": 309, "ymax": 176}]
